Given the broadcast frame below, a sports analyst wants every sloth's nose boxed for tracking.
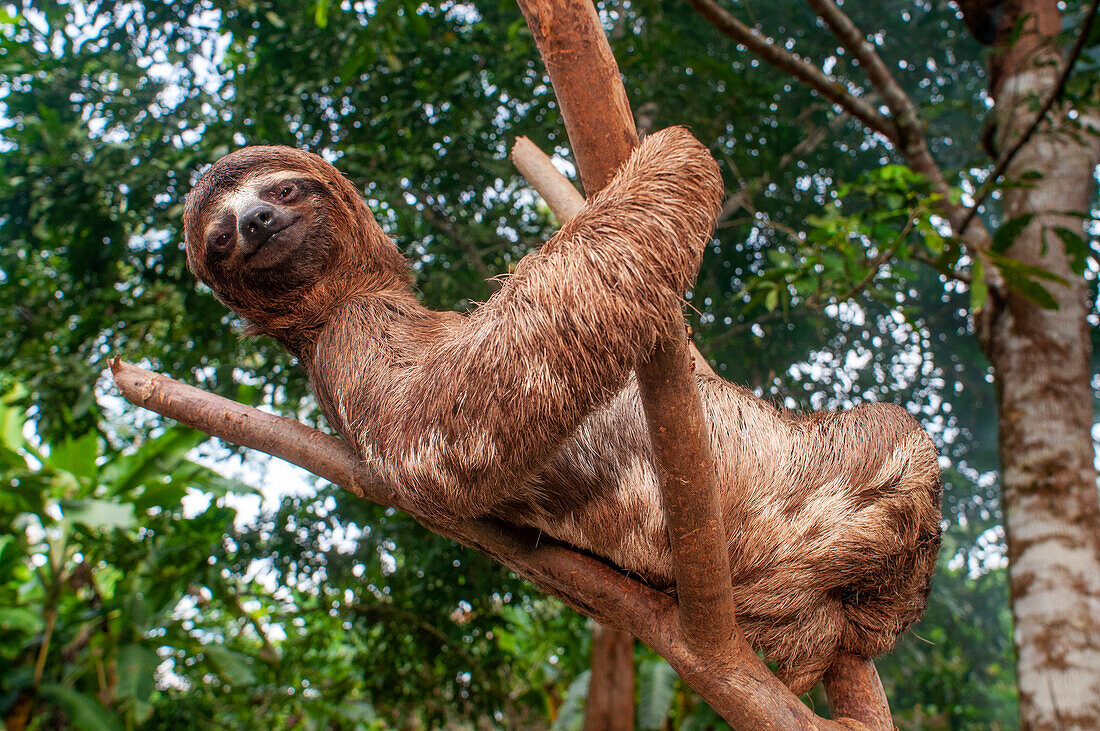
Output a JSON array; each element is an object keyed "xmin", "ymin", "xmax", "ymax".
[{"xmin": 239, "ymin": 204, "xmax": 281, "ymax": 249}]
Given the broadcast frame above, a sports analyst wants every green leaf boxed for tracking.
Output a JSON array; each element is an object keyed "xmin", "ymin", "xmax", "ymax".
[
  {"xmin": 130, "ymin": 480, "xmax": 188, "ymax": 512},
  {"xmin": 1052, "ymin": 226, "xmax": 1090, "ymax": 275},
  {"xmin": 989, "ymin": 254, "xmax": 1063, "ymax": 309},
  {"xmin": 0, "ymin": 387, "xmax": 28, "ymax": 452},
  {"xmin": 989, "ymin": 253, "xmax": 1068, "ymax": 284},
  {"xmin": 179, "ymin": 462, "xmax": 256, "ymax": 498},
  {"xmin": 58, "ymin": 499, "xmax": 136, "ymax": 530},
  {"xmin": 0, "ymin": 535, "xmax": 20, "ymax": 577},
  {"xmin": 764, "ymin": 287, "xmax": 779, "ymax": 312},
  {"xmin": 116, "ymin": 645, "xmax": 159, "ymax": 704},
  {"xmin": 404, "ymin": 1, "xmax": 429, "ymax": 39},
  {"xmin": 38, "ymin": 685, "xmax": 124, "ymax": 731},
  {"xmin": 550, "ymin": 670, "xmax": 589, "ymax": 731},
  {"xmin": 204, "ymin": 646, "xmax": 258, "ymax": 687},
  {"xmin": 313, "ymin": 0, "xmax": 329, "ymax": 28},
  {"xmin": 46, "ymin": 432, "xmax": 99, "ymax": 481},
  {"xmin": 923, "ymin": 231, "xmax": 944, "ymax": 255},
  {"xmin": 101, "ymin": 426, "xmax": 206, "ymax": 497},
  {"xmin": 1006, "ymin": 277, "xmax": 1059, "ymax": 310},
  {"xmin": 335, "ymin": 701, "xmax": 380, "ymax": 723},
  {"xmin": 969, "ymin": 257, "xmax": 988, "ymax": 312},
  {"xmin": 992, "ymin": 213, "xmax": 1034, "ymax": 253},
  {"xmin": 0, "ymin": 607, "xmax": 46, "ymax": 635},
  {"xmin": 636, "ymin": 658, "xmax": 678, "ymax": 730}
]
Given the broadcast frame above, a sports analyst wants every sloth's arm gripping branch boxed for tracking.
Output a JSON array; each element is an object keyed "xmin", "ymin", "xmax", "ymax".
[{"xmin": 371, "ymin": 126, "xmax": 722, "ymax": 522}]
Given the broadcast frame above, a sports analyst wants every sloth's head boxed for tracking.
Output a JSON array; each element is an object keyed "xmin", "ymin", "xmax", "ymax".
[{"xmin": 183, "ymin": 146, "xmax": 408, "ymax": 344}]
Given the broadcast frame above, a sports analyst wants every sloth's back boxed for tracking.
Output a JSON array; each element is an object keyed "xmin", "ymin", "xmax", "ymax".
[{"xmin": 504, "ymin": 374, "xmax": 941, "ymax": 692}]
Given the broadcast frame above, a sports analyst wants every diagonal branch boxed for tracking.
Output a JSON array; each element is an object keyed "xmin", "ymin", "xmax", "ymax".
[
  {"xmin": 689, "ymin": 0, "xmax": 1003, "ymax": 291},
  {"xmin": 805, "ymin": 0, "xmax": 922, "ymax": 145},
  {"xmin": 514, "ymin": 0, "xmax": 890, "ymax": 727},
  {"xmin": 108, "ymin": 359, "xmax": 671, "ymax": 631},
  {"xmin": 803, "ymin": 0, "xmax": 959, "ymax": 221},
  {"xmin": 685, "ymin": 0, "xmax": 896, "ymax": 142},
  {"xmin": 510, "ymin": 136, "xmax": 716, "ymax": 377},
  {"xmin": 511, "ymin": 136, "xmax": 585, "ymax": 221}
]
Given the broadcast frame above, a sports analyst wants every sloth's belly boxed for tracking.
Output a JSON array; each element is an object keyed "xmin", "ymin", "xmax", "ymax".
[
  {"xmin": 501, "ymin": 471, "xmax": 677, "ymax": 588},
  {"xmin": 493, "ymin": 384, "xmax": 678, "ymax": 587}
]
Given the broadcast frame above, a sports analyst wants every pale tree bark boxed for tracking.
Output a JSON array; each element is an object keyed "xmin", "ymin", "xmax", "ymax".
[
  {"xmin": 688, "ymin": 0, "xmax": 1100, "ymax": 727},
  {"xmin": 111, "ymin": 0, "xmax": 895, "ymax": 725},
  {"xmin": 975, "ymin": 1, "xmax": 1100, "ymax": 727}
]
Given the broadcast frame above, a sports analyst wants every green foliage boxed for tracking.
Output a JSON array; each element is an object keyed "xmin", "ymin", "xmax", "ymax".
[
  {"xmin": 550, "ymin": 670, "xmax": 589, "ymax": 731},
  {"xmin": 3, "ymin": 0, "xmax": 1073, "ymax": 726},
  {"xmin": 880, "ymin": 560, "xmax": 1018, "ymax": 730},
  {"xmin": 635, "ymin": 656, "xmax": 678, "ymax": 730},
  {"xmin": 0, "ymin": 385, "xmax": 254, "ymax": 729},
  {"xmin": 741, "ymin": 165, "xmax": 946, "ymax": 315}
]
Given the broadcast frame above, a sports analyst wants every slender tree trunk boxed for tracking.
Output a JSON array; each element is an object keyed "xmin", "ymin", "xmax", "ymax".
[
  {"xmin": 584, "ymin": 624, "xmax": 635, "ymax": 731},
  {"xmin": 979, "ymin": 1, "xmax": 1100, "ymax": 727}
]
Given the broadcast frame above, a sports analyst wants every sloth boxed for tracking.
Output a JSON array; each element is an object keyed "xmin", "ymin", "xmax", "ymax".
[{"xmin": 183, "ymin": 126, "xmax": 942, "ymax": 694}]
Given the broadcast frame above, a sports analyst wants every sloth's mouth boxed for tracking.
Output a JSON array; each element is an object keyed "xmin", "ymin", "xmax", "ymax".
[
  {"xmin": 247, "ymin": 216, "xmax": 299, "ymax": 254},
  {"xmin": 253, "ymin": 224, "xmax": 288, "ymax": 250},
  {"xmin": 245, "ymin": 218, "xmax": 307, "ymax": 270}
]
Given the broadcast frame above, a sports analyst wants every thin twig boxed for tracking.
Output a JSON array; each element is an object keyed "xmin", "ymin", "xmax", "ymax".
[
  {"xmin": 700, "ymin": 0, "xmax": 999, "ymax": 288},
  {"xmin": 835, "ymin": 218, "xmax": 915, "ymax": 302},
  {"xmin": 718, "ymin": 110, "xmax": 849, "ymax": 224},
  {"xmin": 958, "ymin": 0, "xmax": 1100, "ymax": 236},
  {"xmin": 804, "ymin": 0, "xmax": 957, "ymax": 213},
  {"xmin": 395, "ymin": 193, "xmax": 494, "ymax": 281},
  {"xmin": 909, "ymin": 250, "xmax": 973, "ymax": 284},
  {"xmin": 684, "ymin": 0, "xmax": 896, "ymax": 143}
]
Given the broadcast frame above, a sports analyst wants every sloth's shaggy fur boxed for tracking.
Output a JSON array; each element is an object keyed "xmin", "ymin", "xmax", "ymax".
[{"xmin": 184, "ymin": 127, "xmax": 942, "ymax": 693}]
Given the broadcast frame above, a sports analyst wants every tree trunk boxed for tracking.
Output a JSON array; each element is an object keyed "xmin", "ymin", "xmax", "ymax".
[
  {"xmin": 584, "ymin": 624, "xmax": 635, "ymax": 731},
  {"xmin": 980, "ymin": 2, "xmax": 1100, "ymax": 727}
]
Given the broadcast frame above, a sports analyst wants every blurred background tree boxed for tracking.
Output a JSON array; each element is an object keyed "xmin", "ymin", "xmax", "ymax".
[{"xmin": 3, "ymin": 0, "xmax": 1096, "ymax": 728}]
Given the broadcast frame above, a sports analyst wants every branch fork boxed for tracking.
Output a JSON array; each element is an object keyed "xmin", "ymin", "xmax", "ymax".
[{"xmin": 111, "ymin": 0, "xmax": 894, "ymax": 725}]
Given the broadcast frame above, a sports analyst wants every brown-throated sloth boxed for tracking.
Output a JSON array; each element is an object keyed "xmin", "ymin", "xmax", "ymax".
[{"xmin": 183, "ymin": 126, "xmax": 941, "ymax": 694}]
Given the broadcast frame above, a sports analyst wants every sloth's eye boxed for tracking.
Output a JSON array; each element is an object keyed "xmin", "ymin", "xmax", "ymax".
[
  {"xmin": 213, "ymin": 231, "xmax": 231, "ymax": 248},
  {"xmin": 276, "ymin": 182, "xmax": 298, "ymax": 201}
]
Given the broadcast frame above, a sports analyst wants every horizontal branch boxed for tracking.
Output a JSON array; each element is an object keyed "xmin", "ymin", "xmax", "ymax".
[{"xmin": 109, "ymin": 359, "xmax": 670, "ymax": 630}]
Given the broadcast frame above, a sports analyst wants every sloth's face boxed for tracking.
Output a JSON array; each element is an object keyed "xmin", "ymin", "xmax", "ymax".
[
  {"xmin": 183, "ymin": 146, "xmax": 354, "ymax": 305},
  {"xmin": 198, "ymin": 173, "xmax": 313, "ymax": 277},
  {"xmin": 183, "ymin": 146, "xmax": 408, "ymax": 334}
]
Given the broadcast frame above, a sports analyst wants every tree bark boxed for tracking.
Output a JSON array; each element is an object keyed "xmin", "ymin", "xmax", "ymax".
[
  {"xmin": 584, "ymin": 624, "xmax": 635, "ymax": 731},
  {"xmin": 110, "ymin": 358, "xmax": 877, "ymax": 730},
  {"xmin": 690, "ymin": 0, "xmax": 1100, "ymax": 724},
  {"xmin": 972, "ymin": 1, "xmax": 1100, "ymax": 728},
  {"xmin": 515, "ymin": 0, "xmax": 740, "ymax": 657},
  {"xmin": 514, "ymin": 1, "xmax": 891, "ymax": 727},
  {"xmin": 510, "ymin": 137, "xmax": 638, "ymax": 731}
]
